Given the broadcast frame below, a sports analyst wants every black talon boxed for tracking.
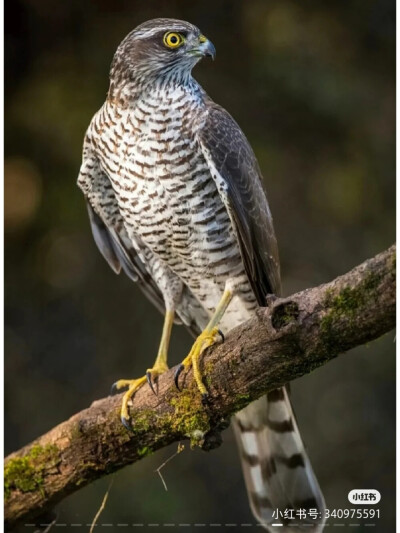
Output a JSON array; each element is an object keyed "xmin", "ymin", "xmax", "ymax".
[
  {"xmin": 174, "ymin": 364, "xmax": 184, "ymax": 391},
  {"xmin": 121, "ymin": 416, "xmax": 134, "ymax": 432},
  {"xmin": 201, "ymin": 393, "xmax": 210, "ymax": 406},
  {"xmin": 110, "ymin": 382, "xmax": 124, "ymax": 396},
  {"xmin": 218, "ymin": 329, "xmax": 225, "ymax": 343},
  {"xmin": 146, "ymin": 371, "xmax": 157, "ymax": 396}
]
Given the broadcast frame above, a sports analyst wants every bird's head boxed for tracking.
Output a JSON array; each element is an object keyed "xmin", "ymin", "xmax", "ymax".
[{"xmin": 110, "ymin": 18, "xmax": 215, "ymax": 89}]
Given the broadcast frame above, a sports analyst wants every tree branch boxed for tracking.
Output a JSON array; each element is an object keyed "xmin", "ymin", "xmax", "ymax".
[{"xmin": 5, "ymin": 245, "xmax": 396, "ymax": 530}]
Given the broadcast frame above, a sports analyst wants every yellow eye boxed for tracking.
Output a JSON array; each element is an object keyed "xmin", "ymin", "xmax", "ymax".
[{"xmin": 163, "ymin": 32, "xmax": 184, "ymax": 49}]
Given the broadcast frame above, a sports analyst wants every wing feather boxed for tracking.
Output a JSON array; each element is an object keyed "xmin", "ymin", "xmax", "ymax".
[
  {"xmin": 198, "ymin": 102, "xmax": 281, "ymax": 302},
  {"xmin": 86, "ymin": 201, "xmax": 121, "ymax": 276}
]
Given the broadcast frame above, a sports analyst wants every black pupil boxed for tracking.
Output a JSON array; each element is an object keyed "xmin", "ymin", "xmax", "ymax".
[{"xmin": 170, "ymin": 35, "xmax": 178, "ymax": 43}]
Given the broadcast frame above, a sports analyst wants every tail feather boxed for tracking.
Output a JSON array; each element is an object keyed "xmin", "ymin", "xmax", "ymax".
[{"xmin": 233, "ymin": 388, "xmax": 325, "ymax": 532}]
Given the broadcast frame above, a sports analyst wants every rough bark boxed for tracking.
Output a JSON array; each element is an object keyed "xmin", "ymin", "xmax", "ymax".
[{"xmin": 4, "ymin": 245, "xmax": 396, "ymax": 530}]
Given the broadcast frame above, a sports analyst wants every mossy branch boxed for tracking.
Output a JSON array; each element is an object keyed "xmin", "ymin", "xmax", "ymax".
[{"xmin": 5, "ymin": 245, "xmax": 396, "ymax": 530}]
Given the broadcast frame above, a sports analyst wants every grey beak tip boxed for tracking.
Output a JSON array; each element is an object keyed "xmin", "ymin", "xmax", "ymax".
[{"xmin": 204, "ymin": 40, "xmax": 216, "ymax": 61}]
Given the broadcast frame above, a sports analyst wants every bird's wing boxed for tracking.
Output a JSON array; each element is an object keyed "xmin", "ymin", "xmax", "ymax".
[
  {"xmin": 78, "ymin": 155, "xmax": 167, "ymax": 316},
  {"xmin": 198, "ymin": 102, "xmax": 281, "ymax": 302}
]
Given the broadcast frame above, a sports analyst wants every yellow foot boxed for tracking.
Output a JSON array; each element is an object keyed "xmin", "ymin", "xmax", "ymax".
[
  {"xmin": 111, "ymin": 362, "xmax": 168, "ymax": 430},
  {"xmin": 174, "ymin": 327, "xmax": 222, "ymax": 398}
]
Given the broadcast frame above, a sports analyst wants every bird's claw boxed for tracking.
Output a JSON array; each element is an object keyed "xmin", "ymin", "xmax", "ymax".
[
  {"xmin": 201, "ymin": 393, "xmax": 210, "ymax": 406},
  {"xmin": 174, "ymin": 363, "xmax": 185, "ymax": 391},
  {"xmin": 146, "ymin": 371, "xmax": 157, "ymax": 395},
  {"xmin": 110, "ymin": 381, "xmax": 127, "ymax": 396},
  {"xmin": 110, "ymin": 382, "xmax": 119, "ymax": 396},
  {"xmin": 121, "ymin": 415, "xmax": 134, "ymax": 432},
  {"xmin": 217, "ymin": 329, "xmax": 225, "ymax": 343}
]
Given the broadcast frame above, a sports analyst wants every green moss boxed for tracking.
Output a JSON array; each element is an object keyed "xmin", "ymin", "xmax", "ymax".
[
  {"xmin": 137, "ymin": 446, "xmax": 153, "ymax": 458},
  {"xmin": 328, "ymin": 287, "xmax": 360, "ymax": 312},
  {"xmin": 128, "ymin": 409, "xmax": 156, "ymax": 434},
  {"xmin": 203, "ymin": 361, "xmax": 215, "ymax": 387},
  {"xmin": 4, "ymin": 457, "xmax": 36, "ymax": 498},
  {"xmin": 320, "ymin": 271, "xmax": 382, "ymax": 352},
  {"xmin": 233, "ymin": 393, "xmax": 251, "ymax": 411},
  {"xmin": 4, "ymin": 444, "xmax": 60, "ymax": 499},
  {"xmin": 168, "ymin": 389, "xmax": 210, "ymax": 447},
  {"xmin": 120, "ymin": 387, "xmax": 211, "ymax": 448}
]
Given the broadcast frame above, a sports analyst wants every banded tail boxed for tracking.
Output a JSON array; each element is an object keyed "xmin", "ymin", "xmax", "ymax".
[{"xmin": 233, "ymin": 388, "xmax": 326, "ymax": 532}]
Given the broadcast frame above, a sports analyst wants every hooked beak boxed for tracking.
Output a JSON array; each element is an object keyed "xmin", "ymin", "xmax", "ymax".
[{"xmin": 196, "ymin": 35, "xmax": 216, "ymax": 60}]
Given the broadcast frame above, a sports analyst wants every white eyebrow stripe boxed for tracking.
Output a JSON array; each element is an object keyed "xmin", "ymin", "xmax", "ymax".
[
  {"xmin": 134, "ymin": 25, "xmax": 197, "ymax": 40},
  {"xmin": 134, "ymin": 28, "xmax": 164, "ymax": 39}
]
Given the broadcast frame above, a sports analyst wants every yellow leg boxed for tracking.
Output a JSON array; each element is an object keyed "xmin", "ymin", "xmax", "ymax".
[
  {"xmin": 175, "ymin": 289, "xmax": 233, "ymax": 396},
  {"xmin": 112, "ymin": 310, "xmax": 175, "ymax": 429}
]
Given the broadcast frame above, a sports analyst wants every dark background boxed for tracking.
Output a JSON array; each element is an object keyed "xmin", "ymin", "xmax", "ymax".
[{"xmin": 5, "ymin": 1, "xmax": 395, "ymax": 531}]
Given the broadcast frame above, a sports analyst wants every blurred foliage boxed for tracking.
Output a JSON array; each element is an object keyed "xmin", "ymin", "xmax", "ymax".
[{"xmin": 5, "ymin": 0, "xmax": 395, "ymax": 531}]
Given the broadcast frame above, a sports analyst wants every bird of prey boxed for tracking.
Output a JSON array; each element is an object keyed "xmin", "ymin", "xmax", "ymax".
[{"xmin": 78, "ymin": 18, "xmax": 325, "ymax": 531}]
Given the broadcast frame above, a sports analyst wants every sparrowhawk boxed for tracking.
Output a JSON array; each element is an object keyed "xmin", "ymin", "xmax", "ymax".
[{"xmin": 78, "ymin": 18, "xmax": 325, "ymax": 532}]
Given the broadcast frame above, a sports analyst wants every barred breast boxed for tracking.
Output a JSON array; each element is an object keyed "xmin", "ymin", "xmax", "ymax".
[{"xmin": 87, "ymin": 81, "xmax": 257, "ymax": 322}]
